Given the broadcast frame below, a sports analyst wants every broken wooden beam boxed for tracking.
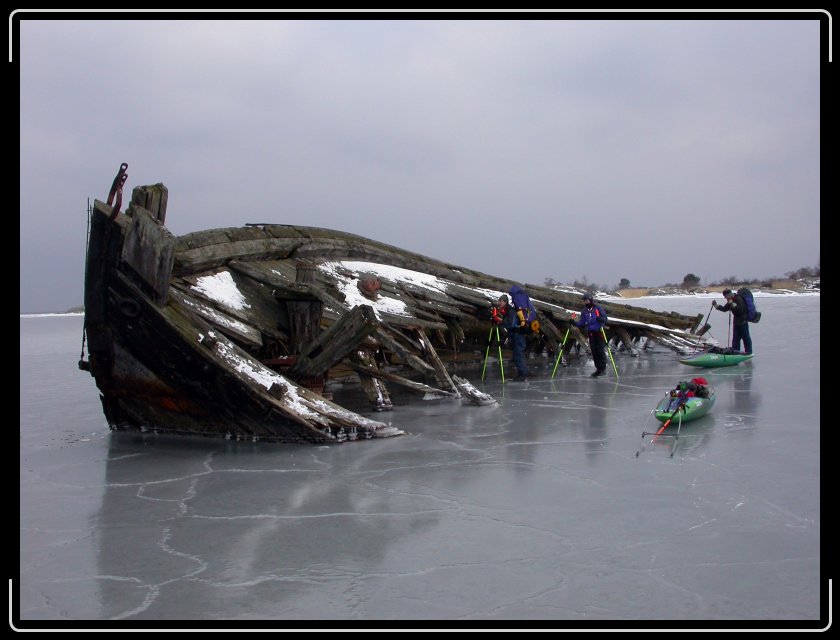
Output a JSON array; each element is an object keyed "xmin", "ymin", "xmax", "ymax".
[
  {"xmin": 349, "ymin": 349, "xmax": 394, "ymax": 411},
  {"xmin": 613, "ymin": 326, "xmax": 640, "ymax": 357},
  {"xmin": 291, "ymin": 304, "xmax": 380, "ymax": 378},
  {"xmin": 287, "ymin": 260, "xmax": 323, "ymax": 355},
  {"xmin": 347, "ymin": 362, "xmax": 459, "ymax": 398},
  {"xmin": 130, "ymin": 183, "xmax": 168, "ymax": 225},
  {"xmin": 374, "ymin": 326, "xmax": 436, "ymax": 374},
  {"xmin": 414, "ymin": 328, "xmax": 459, "ymax": 394}
]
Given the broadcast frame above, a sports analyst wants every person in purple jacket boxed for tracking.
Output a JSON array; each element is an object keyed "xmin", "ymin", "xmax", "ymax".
[{"xmin": 574, "ymin": 293, "xmax": 608, "ymax": 377}]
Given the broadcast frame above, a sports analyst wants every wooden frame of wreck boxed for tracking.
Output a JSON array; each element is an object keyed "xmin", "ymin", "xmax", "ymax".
[{"xmin": 80, "ymin": 179, "xmax": 707, "ymax": 444}]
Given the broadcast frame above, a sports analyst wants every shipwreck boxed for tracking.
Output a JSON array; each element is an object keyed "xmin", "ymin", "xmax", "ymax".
[{"xmin": 79, "ymin": 164, "xmax": 709, "ymax": 444}]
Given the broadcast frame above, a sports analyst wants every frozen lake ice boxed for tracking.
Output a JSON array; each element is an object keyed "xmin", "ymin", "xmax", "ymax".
[{"xmin": 18, "ymin": 294, "xmax": 824, "ymax": 628}]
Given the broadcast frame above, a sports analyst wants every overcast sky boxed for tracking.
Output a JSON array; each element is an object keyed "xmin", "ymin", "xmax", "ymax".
[{"xmin": 18, "ymin": 12, "xmax": 824, "ymax": 313}]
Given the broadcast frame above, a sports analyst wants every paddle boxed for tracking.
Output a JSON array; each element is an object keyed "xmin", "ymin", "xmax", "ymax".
[{"xmin": 651, "ymin": 389, "xmax": 689, "ymax": 442}]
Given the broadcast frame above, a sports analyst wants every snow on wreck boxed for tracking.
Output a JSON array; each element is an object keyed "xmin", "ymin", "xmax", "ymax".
[{"xmin": 80, "ymin": 172, "xmax": 709, "ymax": 444}]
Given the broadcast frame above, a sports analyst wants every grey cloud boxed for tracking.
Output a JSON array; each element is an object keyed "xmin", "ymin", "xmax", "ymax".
[{"xmin": 19, "ymin": 15, "xmax": 821, "ymax": 312}]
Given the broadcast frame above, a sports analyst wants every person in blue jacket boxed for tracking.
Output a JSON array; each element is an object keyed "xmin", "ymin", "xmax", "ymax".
[
  {"xmin": 501, "ymin": 286, "xmax": 536, "ymax": 381},
  {"xmin": 574, "ymin": 293, "xmax": 608, "ymax": 377},
  {"xmin": 712, "ymin": 288, "xmax": 752, "ymax": 354}
]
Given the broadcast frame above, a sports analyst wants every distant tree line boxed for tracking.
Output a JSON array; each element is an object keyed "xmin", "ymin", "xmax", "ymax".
[
  {"xmin": 705, "ymin": 260, "xmax": 819, "ymax": 287},
  {"xmin": 544, "ymin": 260, "xmax": 819, "ymax": 293}
]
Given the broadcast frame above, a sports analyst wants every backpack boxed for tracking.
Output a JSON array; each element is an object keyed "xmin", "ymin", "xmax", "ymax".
[
  {"xmin": 736, "ymin": 287, "xmax": 761, "ymax": 323},
  {"xmin": 509, "ymin": 286, "xmax": 538, "ymax": 332}
]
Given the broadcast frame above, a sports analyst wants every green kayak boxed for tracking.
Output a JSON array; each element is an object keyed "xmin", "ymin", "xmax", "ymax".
[
  {"xmin": 679, "ymin": 349, "xmax": 754, "ymax": 368},
  {"xmin": 654, "ymin": 382, "xmax": 716, "ymax": 424}
]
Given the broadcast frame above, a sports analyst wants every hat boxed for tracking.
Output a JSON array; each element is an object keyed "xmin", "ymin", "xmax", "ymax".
[
  {"xmin": 498, "ymin": 294, "xmax": 509, "ymax": 304},
  {"xmin": 722, "ymin": 289, "xmax": 732, "ymax": 297},
  {"xmin": 581, "ymin": 293, "xmax": 593, "ymax": 302}
]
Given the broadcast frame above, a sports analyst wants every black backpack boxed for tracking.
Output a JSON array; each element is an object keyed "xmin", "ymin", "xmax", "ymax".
[{"xmin": 737, "ymin": 287, "xmax": 761, "ymax": 323}]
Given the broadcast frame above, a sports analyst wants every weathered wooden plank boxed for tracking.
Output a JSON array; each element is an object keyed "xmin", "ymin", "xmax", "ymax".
[
  {"xmin": 534, "ymin": 310, "xmax": 565, "ymax": 352},
  {"xmin": 645, "ymin": 331, "xmax": 699, "ymax": 355},
  {"xmin": 291, "ymin": 304, "xmax": 379, "ymax": 378},
  {"xmin": 444, "ymin": 317, "xmax": 465, "ymax": 350},
  {"xmin": 372, "ymin": 311, "xmax": 448, "ymax": 331},
  {"xmin": 130, "ymin": 183, "xmax": 168, "ymax": 224},
  {"xmin": 390, "ymin": 279, "xmax": 453, "ymax": 306},
  {"xmin": 287, "ymin": 261, "xmax": 322, "ymax": 355},
  {"xmin": 404, "ymin": 295, "xmax": 472, "ymax": 320},
  {"xmin": 414, "ymin": 328, "xmax": 459, "ymax": 394},
  {"xmin": 349, "ymin": 350, "xmax": 394, "ymax": 411},
  {"xmin": 85, "ymin": 201, "xmax": 128, "ymax": 325},
  {"xmin": 347, "ymin": 362, "xmax": 459, "ymax": 398},
  {"xmin": 614, "ymin": 326, "xmax": 640, "ymax": 356},
  {"xmin": 228, "ymin": 259, "xmax": 298, "ymax": 290},
  {"xmin": 121, "ymin": 206, "xmax": 175, "ymax": 305},
  {"xmin": 569, "ymin": 326, "xmax": 590, "ymax": 354},
  {"xmin": 225, "ymin": 226, "xmax": 272, "ymax": 242},
  {"xmin": 374, "ymin": 326, "xmax": 435, "ymax": 373},
  {"xmin": 176, "ymin": 269, "xmax": 285, "ymax": 340},
  {"xmin": 170, "ymin": 287, "xmax": 264, "ymax": 349},
  {"xmin": 173, "ymin": 237, "xmax": 304, "ymax": 275},
  {"xmin": 447, "ymin": 283, "xmax": 504, "ymax": 308},
  {"xmin": 452, "ymin": 375, "xmax": 497, "ymax": 406}
]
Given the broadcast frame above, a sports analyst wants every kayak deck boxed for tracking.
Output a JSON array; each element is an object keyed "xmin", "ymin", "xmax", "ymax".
[
  {"xmin": 653, "ymin": 390, "xmax": 716, "ymax": 423},
  {"xmin": 679, "ymin": 352, "xmax": 754, "ymax": 368}
]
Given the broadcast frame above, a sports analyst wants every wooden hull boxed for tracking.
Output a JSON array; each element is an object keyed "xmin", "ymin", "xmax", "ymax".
[
  {"xmin": 80, "ymin": 176, "xmax": 711, "ymax": 444},
  {"xmin": 679, "ymin": 352, "xmax": 754, "ymax": 368},
  {"xmin": 654, "ymin": 391, "xmax": 715, "ymax": 423}
]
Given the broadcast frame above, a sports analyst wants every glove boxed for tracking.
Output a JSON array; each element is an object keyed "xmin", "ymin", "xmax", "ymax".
[{"xmin": 712, "ymin": 301, "xmax": 717, "ymax": 308}]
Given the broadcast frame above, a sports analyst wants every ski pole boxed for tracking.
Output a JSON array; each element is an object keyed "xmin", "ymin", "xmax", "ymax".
[
  {"xmin": 496, "ymin": 326, "xmax": 505, "ymax": 383},
  {"xmin": 481, "ymin": 325, "xmax": 493, "ymax": 380},
  {"xmin": 482, "ymin": 324, "xmax": 506, "ymax": 383},
  {"xmin": 551, "ymin": 327, "xmax": 571, "ymax": 378},
  {"xmin": 602, "ymin": 327, "xmax": 619, "ymax": 380}
]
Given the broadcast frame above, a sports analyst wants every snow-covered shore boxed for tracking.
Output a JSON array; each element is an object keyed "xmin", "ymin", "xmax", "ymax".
[
  {"xmin": 605, "ymin": 288, "xmax": 819, "ymax": 302},
  {"xmin": 20, "ymin": 286, "xmax": 820, "ymax": 319},
  {"xmin": 20, "ymin": 312, "xmax": 85, "ymax": 318}
]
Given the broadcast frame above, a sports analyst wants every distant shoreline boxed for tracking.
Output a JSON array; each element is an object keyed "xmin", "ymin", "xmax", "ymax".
[
  {"xmin": 612, "ymin": 287, "xmax": 819, "ymax": 300},
  {"xmin": 19, "ymin": 288, "xmax": 819, "ymax": 317},
  {"xmin": 612, "ymin": 276, "xmax": 819, "ymax": 299},
  {"xmin": 20, "ymin": 312, "xmax": 85, "ymax": 318}
]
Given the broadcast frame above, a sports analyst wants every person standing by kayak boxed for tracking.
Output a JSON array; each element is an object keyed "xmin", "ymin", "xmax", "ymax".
[
  {"xmin": 574, "ymin": 293, "xmax": 608, "ymax": 377},
  {"xmin": 712, "ymin": 288, "xmax": 752, "ymax": 354}
]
